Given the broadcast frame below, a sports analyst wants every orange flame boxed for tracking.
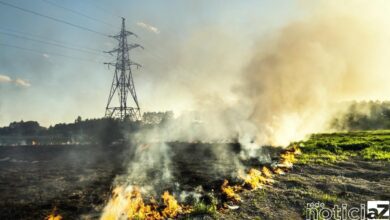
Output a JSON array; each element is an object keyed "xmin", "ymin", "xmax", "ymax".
[
  {"xmin": 45, "ymin": 214, "xmax": 62, "ymax": 220},
  {"xmin": 261, "ymin": 166, "xmax": 273, "ymax": 178},
  {"xmin": 100, "ymin": 186, "xmax": 162, "ymax": 220},
  {"xmin": 45, "ymin": 208, "xmax": 62, "ymax": 220},
  {"xmin": 279, "ymin": 145, "xmax": 301, "ymax": 168},
  {"xmin": 101, "ymin": 186, "xmax": 185, "ymax": 220},
  {"xmin": 272, "ymin": 167, "xmax": 285, "ymax": 175},
  {"xmin": 240, "ymin": 168, "xmax": 270, "ymax": 189},
  {"xmin": 221, "ymin": 179, "xmax": 241, "ymax": 202},
  {"xmin": 161, "ymin": 191, "xmax": 182, "ymax": 218}
]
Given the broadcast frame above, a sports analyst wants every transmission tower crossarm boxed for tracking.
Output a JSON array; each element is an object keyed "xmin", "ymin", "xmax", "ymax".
[
  {"xmin": 109, "ymin": 31, "xmax": 138, "ymax": 40},
  {"xmin": 104, "ymin": 48, "xmax": 120, "ymax": 55},
  {"xmin": 103, "ymin": 62, "xmax": 117, "ymax": 69},
  {"xmin": 128, "ymin": 43, "xmax": 144, "ymax": 50},
  {"xmin": 105, "ymin": 44, "xmax": 142, "ymax": 55},
  {"xmin": 129, "ymin": 61, "xmax": 142, "ymax": 69}
]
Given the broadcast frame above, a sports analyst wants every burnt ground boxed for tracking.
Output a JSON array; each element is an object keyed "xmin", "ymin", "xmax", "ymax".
[
  {"xmin": 0, "ymin": 143, "xmax": 281, "ymax": 220},
  {"xmin": 0, "ymin": 145, "xmax": 128, "ymax": 220},
  {"xmin": 0, "ymin": 143, "xmax": 389, "ymax": 220},
  {"xmin": 217, "ymin": 158, "xmax": 390, "ymax": 220}
]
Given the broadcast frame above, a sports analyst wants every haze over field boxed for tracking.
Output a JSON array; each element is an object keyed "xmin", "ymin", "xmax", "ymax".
[
  {"xmin": 1, "ymin": 0, "xmax": 390, "ymax": 147},
  {"xmin": 132, "ymin": 0, "xmax": 390, "ymax": 147},
  {"xmin": 1, "ymin": 1, "xmax": 390, "ymax": 219}
]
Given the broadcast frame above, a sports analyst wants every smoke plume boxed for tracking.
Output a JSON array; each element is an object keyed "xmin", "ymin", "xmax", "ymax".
[
  {"xmin": 232, "ymin": 1, "xmax": 390, "ymax": 146},
  {"xmin": 141, "ymin": 1, "xmax": 390, "ymax": 148},
  {"xmin": 103, "ymin": 1, "xmax": 390, "ymax": 213}
]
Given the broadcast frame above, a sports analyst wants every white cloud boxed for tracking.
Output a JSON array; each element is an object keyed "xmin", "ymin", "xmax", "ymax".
[
  {"xmin": 0, "ymin": 74, "xmax": 30, "ymax": 87},
  {"xmin": 137, "ymin": 22, "xmax": 160, "ymax": 34},
  {"xmin": 42, "ymin": 53, "xmax": 50, "ymax": 59},
  {"xmin": 0, "ymin": 74, "xmax": 12, "ymax": 83},
  {"xmin": 14, "ymin": 78, "xmax": 31, "ymax": 87}
]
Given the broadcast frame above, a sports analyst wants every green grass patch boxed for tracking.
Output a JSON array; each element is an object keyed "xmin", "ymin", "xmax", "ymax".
[
  {"xmin": 289, "ymin": 187, "xmax": 338, "ymax": 203},
  {"xmin": 190, "ymin": 194, "xmax": 218, "ymax": 217},
  {"xmin": 297, "ymin": 130, "xmax": 390, "ymax": 164},
  {"xmin": 191, "ymin": 201, "xmax": 217, "ymax": 216}
]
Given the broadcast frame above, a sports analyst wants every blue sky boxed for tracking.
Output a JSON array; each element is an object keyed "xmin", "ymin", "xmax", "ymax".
[{"xmin": 0, "ymin": 0, "xmax": 303, "ymax": 126}]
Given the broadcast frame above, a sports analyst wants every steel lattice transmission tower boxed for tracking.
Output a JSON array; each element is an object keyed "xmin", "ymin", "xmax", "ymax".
[{"xmin": 104, "ymin": 17, "xmax": 143, "ymax": 121}]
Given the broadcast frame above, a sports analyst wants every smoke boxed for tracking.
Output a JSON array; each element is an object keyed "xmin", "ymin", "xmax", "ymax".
[
  {"xmin": 118, "ymin": 0, "xmax": 390, "ymax": 177},
  {"xmin": 139, "ymin": 1, "xmax": 390, "ymax": 148},
  {"xmin": 330, "ymin": 101, "xmax": 390, "ymax": 131},
  {"xmin": 232, "ymin": 1, "xmax": 390, "ymax": 146},
  {"xmin": 103, "ymin": 2, "xmax": 390, "ymax": 212},
  {"xmin": 114, "ymin": 141, "xmax": 173, "ymax": 195}
]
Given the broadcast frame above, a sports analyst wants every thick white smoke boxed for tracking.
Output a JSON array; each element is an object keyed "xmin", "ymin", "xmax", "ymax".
[
  {"xmin": 235, "ymin": 1, "xmax": 390, "ymax": 146},
  {"xmin": 140, "ymin": 1, "xmax": 390, "ymax": 148},
  {"xmin": 101, "ymin": 3, "xmax": 390, "ymax": 218}
]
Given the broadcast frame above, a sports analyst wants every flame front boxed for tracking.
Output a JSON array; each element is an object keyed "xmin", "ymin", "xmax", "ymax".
[
  {"xmin": 241, "ymin": 168, "xmax": 269, "ymax": 189},
  {"xmin": 161, "ymin": 191, "xmax": 182, "ymax": 218},
  {"xmin": 45, "ymin": 214, "xmax": 62, "ymax": 220},
  {"xmin": 101, "ymin": 145, "xmax": 303, "ymax": 218},
  {"xmin": 101, "ymin": 186, "xmax": 185, "ymax": 220},
  {"xmin": 221, "ymin": 179, "xmax": 241, "ymax": 202},
  {"xmin": 279, "ymin": 144, "xmax": 301, "ymax": 168},
  {"xmin": 261, "ymin": 166, "xmax": 272, "ymax": 178},
  {"xmin": 222, "ymin": 145, "xmax": 302, "ymax": 202},
  {"xmin": 45, "ymin": 208, "xmax": 62, "ymax": 220},
  {"xmin": 272, "ymin": 167, "xmax": 285, "ymax": 175}
]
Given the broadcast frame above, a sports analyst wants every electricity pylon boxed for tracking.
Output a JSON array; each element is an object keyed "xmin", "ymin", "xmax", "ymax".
[{"xmin": 104, "ymin": 17, "xmax": 143, "ymax": 121}]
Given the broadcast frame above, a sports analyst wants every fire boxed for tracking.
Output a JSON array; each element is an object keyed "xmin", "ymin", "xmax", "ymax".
[
  {"xmin": 278, "ymin": 144, "xmax": 301, "ymax": 168},
  {"xmin": 98, "ymin": 145, "xmax": 303, "ymax": 218},
  {"xmin": 161, "ymin": 191, "xmax": 182, "ymax": 218},
  {"xmin": 45, "ymin": 214, "xmax": 62, "ymax": 220},
  {"xmin": 45, "ymin": 208, "xmax": 62, "ymax": 220},
  {"xmin": 221, "ymin": 179, "xmax": 241, "ymax": 202},
  {"xmin": 272, "ymin": 167, "xmax": 285, "ymax": 175},
  {"xmin": 261, "ymin": 166, "xmax": 272, "ymax": 178},
  {"xmin": 100, "ymin": 186, "xmax": 185, "ymax": 220},
  {"xmin": 240, "ymin": 168, "xmax": 270, "ymax": 189},
  {"xmin": 101, "ymin": 186, "xmax": 162, "ymax": 220},
  {"xmin": 292, "ymin": 145, "xmax": 302, "ymax": 155},
  {"xmin": 279, "ymin": 152, "xmax": 295, "ymax": 168}
]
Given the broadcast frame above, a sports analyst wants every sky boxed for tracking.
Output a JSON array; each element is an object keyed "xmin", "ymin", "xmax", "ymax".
[{"xmin": 0, "ymin": 0, "xmax": 305, "ymax": 126}]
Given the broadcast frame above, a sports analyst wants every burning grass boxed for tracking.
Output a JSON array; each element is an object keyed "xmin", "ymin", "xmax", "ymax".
[
  {"xmin": 241, "ymin": 168, "xmax": 268, "ymax": 189},
  {"xmin": 99, "ymin": 144, "xmax": 302, "ymax": 219},
  {"xmin": 233, "ymin": 145, "xmax": 300, "ymax": 191},
  {"xmin": 98, "ymin": 132, "xmax": 390, "ymax": 219},
  {"xmin": 45, "ymin": 208, "xmax": 62, "ymax": 220},
  {"xmin": 100, "ymin": 186, "xmax": 190, "ymax": 220},
  {"xmin": 219, "ymin": 144, "xmax": 302, "ymax": 209},
  {"xmin": 45, "ymin": 214, "xmax": 62, "ymax": 220},
  {"xmin": 221, "ymin": 179, "xmax": 242, "ymax": 202}
]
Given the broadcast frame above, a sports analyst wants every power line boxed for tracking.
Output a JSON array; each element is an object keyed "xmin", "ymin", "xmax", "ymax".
[
  {"xmin": 0, "ymin": 0, "xmax": 109, "ymax": 37},
  {"xmin": 0, "ymin": 30, "xmax": 106, "ymax": 56},
  {"xmin": 41, "ymin": 0, "xmax": 118, "ymax": 30},
  {"xmin": 0, "ymin": 43, "xmax": 102, "ymax": 63},
  {"xmin": 81, "ymin": 0, "xmax": 122, "ymax": 20},
  {"xmin": 0, "ymin": 26, "xmax": 104, "ymax": 53}
]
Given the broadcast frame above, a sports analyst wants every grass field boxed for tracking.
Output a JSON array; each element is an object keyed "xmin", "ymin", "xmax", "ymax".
[
  {"xmin": 1, "ymin": 131, "xmax": 389, "ymax": 219},
  {"xmin": 298, "ymin": 130, "xmax": 390, "ymax": 165},
  {"xmin": 219, "ymin": 130, "xmax": 390, "ymax": 219}
]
